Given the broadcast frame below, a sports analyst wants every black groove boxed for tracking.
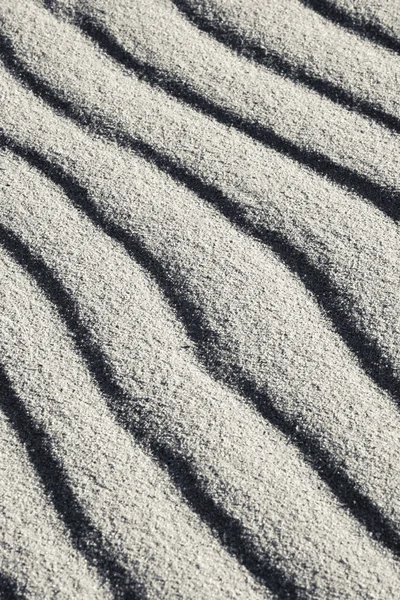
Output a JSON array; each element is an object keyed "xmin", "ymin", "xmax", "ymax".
[
  {"xmin": 2, "ymin": 12, "xmax": 400, "ymax": 554},
  {"xmin": 0, "ymin": 573, "xmax": 23, "ymax": 600},
  {"xmin": 0, "ymin": 361, "xmax": 142, "ymax": 600},
  {"xmin": 26, "ymin": 15, "xmax": 398, "ymax": 398},
  {"xmin": 171, "ymin": 0, "xmax": 400, "ymax": 133},
  {"xmin": 1, "ymin": 21, "xmax": 400, "ymax": 226},
  {"xmin": 3, "ymin": 137, "xmax": 400, "ymax": 563},
  {"xmin": 151, "ymin": 443, "xmax": 300, "ymax": 598},
  {"xmin": 63, "ymin": 13, "xmax": 400, "ymax": 222},
  {"xmin": 0, "ymin": 32, "xmax": 90, "ymax": 128},
  {"xmin": 300, "ymin": 0, "xmax": 400, "ymax": 55},
  {"xmin": 29, "ymin": 13, "xmax": 400, "ymax": 400},
  {"xmin": 0, "ymin": 161, "xmax": 297, "ymax": 599},
  {"xmin": 4, "ymin": 43, "xmax": 398, "ymax": 402}
]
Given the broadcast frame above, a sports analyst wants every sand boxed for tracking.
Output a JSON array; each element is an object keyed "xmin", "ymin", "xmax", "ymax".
[{"xmin": 0, "ymin": 0, "xmax": 399, "ymax": 598}]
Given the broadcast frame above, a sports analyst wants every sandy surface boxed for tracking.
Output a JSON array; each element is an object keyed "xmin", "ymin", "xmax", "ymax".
[{"xmin": 0, "ymin": 1, "xmax": 399, "ymax": 598}]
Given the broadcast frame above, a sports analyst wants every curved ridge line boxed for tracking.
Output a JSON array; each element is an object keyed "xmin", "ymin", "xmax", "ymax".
[
  {"xmin": 299, "ymin": 0, "xmax": 400, "ymax": 55},
  {"xmin": 1, "ymin": 21, "xmax": 399, "ymax": 225},
  {"xmin": 0, "ymin": 157, "xmax": 297, "ymax": 599},
  {"xmin": 3, "ymin": 137, "xmax": 400, "ymax": 562},
  {"xmin": 42, "ymin": 17, "xmax": 400, "ymax": 400},
  {"xmin": 52, "ymin": 11, "xmax": 400, "ymax": 223},
  {"xmin": 0, "ymin": 572, "xmax": 23, "ymax": 600},
  {"xmin": 1, "ymin": 34, "xmax": 398, "ymax": 404},
  {"xmin": 169, "ymin": 0, "xmax": 400, "ymax": 133},
  {"xmin": 2, "ymin": 13, "xmax": 400, "ymax": 230},
  {"xmin": 0, "ymin": 360, "xmax": 140, "ymax": 600}
]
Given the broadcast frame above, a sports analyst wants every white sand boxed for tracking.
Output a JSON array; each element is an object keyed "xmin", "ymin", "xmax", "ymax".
[{"xmin": 0, "ymin": 0, "xmax": 399, "ymax": 598}]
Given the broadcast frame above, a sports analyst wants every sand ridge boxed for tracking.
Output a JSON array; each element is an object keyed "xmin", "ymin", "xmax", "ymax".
[{"xmin": 0, "ymin": 1, "xmax": 400, "ymax": 598}]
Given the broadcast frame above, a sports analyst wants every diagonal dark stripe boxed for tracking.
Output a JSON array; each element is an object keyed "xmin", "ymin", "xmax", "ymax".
[
  {"xmin": 171, "ymin": 0, "xmax": 400, "ymax": 132},
  {"xmin": 0, "ymin": 186, "xmax": 298, "ymax": 598},
  {"xmin": 2, "ymin": 139, "xmax": 400, "ymax": 563},
  {"xmin": 0, "ymin": 360, "xmax": 142, "ymax": 600},
  {"xmin": 300, "ymin": 0, "xmax": 400, "ymax": 55},
  {"xmin": 73, "ymin": 12, "xmax": 400, "ymax": 222}
]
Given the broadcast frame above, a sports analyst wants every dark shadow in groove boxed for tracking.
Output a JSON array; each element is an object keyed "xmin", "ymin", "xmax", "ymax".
[
  {"xmin": 0, "ymin": 175, "xmax": 297, "ymax": 599},
  {"xmin": 0, "ymin": 362, "xmax": 141, "ymax": 600},
  {"xmin": 16, "ymin": 13, "xmax": 398, "ymax": 400},
  {"xmin": 13, "ymin": 10, "xmax": 397, "ymax": 398},
  {"xmin": 0, "ymin": 33, "xmax": 89, "ymax": 127},
  {"xmin": 2, "ymin": 137, "xmax": 400, "ymax": 564},
  {"xmin": 0, "ymin": 573, "xmax": 23, "ymax": 600},
  {"xmin": 1, "ymin": 23, "xmax": 400, "ymax": 226},
  {"xmin": 170, "ymin": 0, "xmax": 400, "ymax": 133},
  {"xmin": 152, "ymin": 443, "xmax": 299, "ymax": 599},
  {"xmin": 57, "ymin": 14, "xmax": 400, "ymax": 222},
  {"xmin": 300, "ymin": 0, "xmax": 400, "ymax": 55},
  {"xmin": 1, "ymin": 15, "xmax": 400, "ymax": 556}
]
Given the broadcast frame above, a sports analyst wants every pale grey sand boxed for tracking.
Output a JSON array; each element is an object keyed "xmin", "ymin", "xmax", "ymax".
[
  {"xmin": 0, "ymin": 229, "xmax": 269, "ymax": 600},
  {"xmin": 302, "ymin": 0, "xmax": 400, "ymax": 51},
  {"xmin": 0, "ymin": 1, "xmax": 399, "ymax": 598},
  {"xmin": 0, "ymin": 406, "xmax": 110, "ymax": 599},
  {"xmin": 168, "ymin": 0, "xmax": 400, "ymax": 119}
]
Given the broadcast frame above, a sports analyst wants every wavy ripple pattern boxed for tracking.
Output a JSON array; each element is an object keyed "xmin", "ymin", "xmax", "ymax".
[{"xmin": 1, "ymin": 0, "xmax": 400, "ymax": 598}]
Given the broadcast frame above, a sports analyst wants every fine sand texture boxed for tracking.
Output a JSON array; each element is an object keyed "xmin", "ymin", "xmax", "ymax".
[{"xmin": 0, "ymin": 1, "xmax": 399, "ymax": 598}]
